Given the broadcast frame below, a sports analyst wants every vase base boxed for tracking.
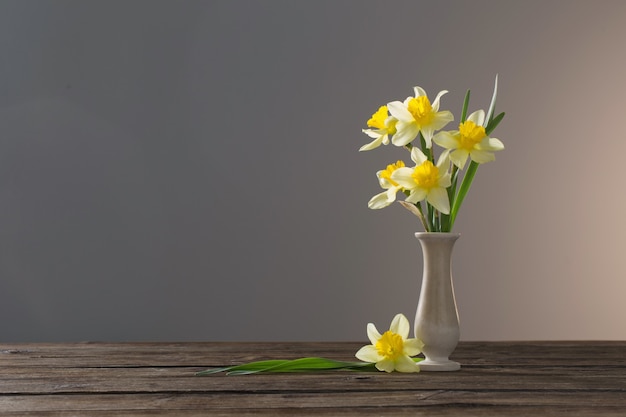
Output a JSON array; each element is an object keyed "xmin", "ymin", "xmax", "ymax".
[{"xmin": 418, "ymin": 359, "xmax": 460, "ymax": 372}]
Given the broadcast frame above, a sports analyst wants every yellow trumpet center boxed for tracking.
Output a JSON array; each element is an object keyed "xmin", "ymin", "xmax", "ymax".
[
  {"xmin": 367, "ymin": 106, "xmax": 389, "ymax": 130},
  {"xmin": 411, "ymin": 160, "xmax": 440, "ymax": 189},
  {"xmin": 458, "ymin": 120, "xmax": 486, "ymax": 150},
  {"xmin": 407, "ymin": 96, "xmax": 434, "ymax": 125},
  {"xmin": 386, "ymin": 118, "xmax": 398, "ymax": 136},
  {"xmin": 380, "ymin": 160, "xmax": 405, "ymax": 187},
  {"xmin": 375, "ymin": 331, "xmax": 405, "ymax": 360}
]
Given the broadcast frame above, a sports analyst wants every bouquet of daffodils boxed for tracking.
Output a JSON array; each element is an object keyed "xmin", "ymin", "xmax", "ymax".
[
  {"xmin": 197, "ymin": 79, "xmax": 505, "ymax": 376},
  {"xmin": 361, "ymin": 77, "xmax": 505, "ymax": 232}
]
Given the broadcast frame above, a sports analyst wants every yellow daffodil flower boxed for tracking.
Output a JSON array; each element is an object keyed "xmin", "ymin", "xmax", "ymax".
[
  {"xmin": 355, "ymin": 313, "xmax": 424, "ymax": 373},
  {"xmin": 433, "ymin": 109, "xmax": 505, "ymax": 169},
  {"xmin": 367, "ymin": 160, "xmax": 406, "ymax": 209},
  {"xmin": 360, "ymin": 105, "xmax": 399, "ymax": 151},
  {"xmin": 387, "ymin": 86, "xmax": 454, "ymax": 148},
  {"xmin": 391, "ymin": 147, "xmax": 452, "ymax": 214}
]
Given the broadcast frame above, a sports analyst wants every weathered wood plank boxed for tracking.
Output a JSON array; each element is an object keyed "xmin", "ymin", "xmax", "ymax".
[
  {"xmin": 0, "ymin": 342, "xmax": 624, "ymax": 416},
  {"xmin": 1, "ymin": 341, "xmax": 625, "ymax": 368},
  {"xmin": 0, "ymin": 366, "xmax": 624, "ymax": 394},
  {"xmin": 1, "ymin": 392, "xmax": 625, "ymax": 416},
  {"xmin": 1, "ymin": 408, "xmax": 625, "ymax": 417}
]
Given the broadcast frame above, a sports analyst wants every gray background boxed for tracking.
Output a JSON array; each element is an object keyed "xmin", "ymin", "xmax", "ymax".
[{"xmin": 1, "ymin": 0, "xmax": 625, "ymax": 342}]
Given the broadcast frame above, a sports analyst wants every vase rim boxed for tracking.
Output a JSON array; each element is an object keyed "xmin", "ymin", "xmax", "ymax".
[{"xmin": 415, "ymin": 232, "xmax": 461, "ymax": 239}]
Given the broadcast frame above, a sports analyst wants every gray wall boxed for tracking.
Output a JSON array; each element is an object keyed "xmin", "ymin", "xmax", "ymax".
[{"xmin": 1, "ymin": 0, "xmax": 625, "ymax": 342}]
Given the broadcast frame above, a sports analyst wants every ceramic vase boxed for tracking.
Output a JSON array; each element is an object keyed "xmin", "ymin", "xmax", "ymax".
[{"xmin": 414, "ymin": 232, "xmax": 461, "ymax": 371}]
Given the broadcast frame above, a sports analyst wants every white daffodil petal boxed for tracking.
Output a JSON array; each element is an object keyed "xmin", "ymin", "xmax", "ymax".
[
  {"xmin": 368, "ymin": 191, "xmax": 393, "ymax": 209},
  {"xmin": 390, "ymin": 167, "xmax": 416, "ymax": 189},
  {"xmin": 413, "ymin": 86, "xmax": 427, "ymax": 97},
  {"xmin": 392, "ymin": 122, "xmax": 419, "ymax": 146},
  {"xmin": 480, "ymin": 137, "xmax": 504, "ymax": 151},
  {"xmin": 359, "ymin": 136, "xmax": 384, "ymax": 151},
  {"xmin": 389, "ymin": 314, "xmax": 400, "ymax": 334},
  {"xmin": 467, "ymin": 109, "xmax": 485, "ymax": 126},
  {"xmin": 406, "ymin": 188, "xmax": 427, "ymax": 204},
  {"xmin": 385, "ymin": 187, "xmax": 399, "ymax": 202},
  {"xmin": 437, "ymin": 149, "xmax": 451, "ymax": 169},
  {"xmin": 432, "ymin": 131, "xmax": 459, "ymax": 149},
  {"xmin": 410, "ymin": 147, "xmax": 428, "ymax": 164},
  {"xmin": 470, "ymin": 149, "xmax": 496, "ymax": 164},
  {"xmin": 355, "ymin": 345, "xmax": 381, "ymax": 363},
  {"xmin": 420, "ymin": 127, "xmax": 435, "ymax": 148},
  {"xmin": 385, "ymin": 116, "xmax": 398, "ymax": 127},
  {"xmin": 375, "ymin": 358, "xmax": 396, "ymax": 373},
  {"xmin": 376, "ymin": 171, "xmax": 388, "ymax": 188},
  {"xmin": 394, "ymin": 355, "xmax": 421, "ymax": 373},
  {"xmin": 431, "ymin": 89, "xmax": 449, "ymax": 111},
  {"xmin": 404, "ymin": 338, "xmax": 425, "ymax": 357},
  {"xmin": 431, "ymin": 110, "xmax": 454, "ymax": 130},
  {"xmin": 427, "ymin": 187, "xmax": 450, "ymax": 214},
  {"xmin": 362, "ymin": 128, "xmax": 384, "ymax": 139},
  {"xmin": 387, "ymin": 101, "xmax": 413, "ymax": 122},
  {"xmin": 450, "ymin": 149, "xmax": 469, "ymax": 169},
  {"xmin": 390, "ymin": 314, "xmax": 410, "ymax": 339},
  {"xmin": 366, "ymin": 323, "xmax": 382, "ymax": 345},
  {"xmin": 439, "ymin": 172, "xmax": 452, "ymax": 188}
]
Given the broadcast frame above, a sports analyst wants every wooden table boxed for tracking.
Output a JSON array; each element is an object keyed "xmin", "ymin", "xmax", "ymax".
[{"xmin": 1, "ymin": 341, "xmax": 624, "ymax": 416}]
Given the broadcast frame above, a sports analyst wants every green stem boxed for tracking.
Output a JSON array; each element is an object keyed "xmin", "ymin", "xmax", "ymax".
[
  {"xmin": 440, "ymin": 165, "xmax": 459, "ymax": 232},
  {"xmin": 419, "ymin": 132, "xmax": 433, "ymax": 162},
  {"xmin": 415, "ymin": 202, "xmax": 429, "ymax": 232},
  {"xmin": 449, "ymin": 161, "xmax": 479, "ymax": 229},
  {"xmin": 427, "ymin": 202, "xmax": 435, "ymax": 232}
]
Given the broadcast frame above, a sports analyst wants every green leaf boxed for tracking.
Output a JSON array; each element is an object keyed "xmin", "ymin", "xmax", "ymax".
[
  {"xmin": 196, "ymin": 360, "xmax": 291, "ymax": 376},
  {"xmin": 460, "ymin": 89, "xmax": 471, "ymax": 122},
  {"xmin": 485, "ymin": 75, "xmax": 498, "ymax": 124},
  {"xmin": 449, "ymin": 160, "xmax": 479, "ymax": 229},
  {"xmin": 485, "ymin": 112, "xmax": 505, "ymax": 135},
  {"xmin": 196, "ymin": 357, "xmax": 423, "ymax": 376},
  {"xmin": 197, "ymin": 358, "xmax": 373, "ymax": 376},
  {"xmin": 440, "ymin": 165, "xmax": 459, "ymax": 232},
  {"xmin": 263, "ymin": 358, "xmax": 373, "ymax": 372}
]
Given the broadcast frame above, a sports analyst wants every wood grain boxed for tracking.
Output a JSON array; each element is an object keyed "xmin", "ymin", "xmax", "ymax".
[{"xmin": 0, "ymin": 341, "xmax": 624, "ymax": 416}]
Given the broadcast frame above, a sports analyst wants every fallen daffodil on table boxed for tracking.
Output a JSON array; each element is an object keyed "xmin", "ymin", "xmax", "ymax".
[
  {"xmin": 362, "ymin": 76, "xmax": 505, "ymax": 232},
  {"xmin": 196, "ymin": 314, "xmax": 423, "ymax": 376},
  {"xmin": 355, "ymin": 313, "xmax": 424, "ymax": 373}
]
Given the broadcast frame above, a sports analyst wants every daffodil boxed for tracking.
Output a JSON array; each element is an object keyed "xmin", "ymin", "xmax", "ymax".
[
  {"xmin": 433, "ymin": 109, "xmax": 505, "ymax": 169},
  {"xmin": 355, "ymin": 313, "xmax": 424, "ymax": 373},
  {"xmin": 387, "ymin": 87, "xmax": 454, "ymax": 148},
  {"xmin": 367, "ymin": 160, "xmax": 406, "ymax": 209},
  {"xmin": 360, "ymin": 105, "xmax": 399, "ymax": 151},
  {"xmin": 391, "ymin": 147, "xmax": 452, "ymax": 214}
]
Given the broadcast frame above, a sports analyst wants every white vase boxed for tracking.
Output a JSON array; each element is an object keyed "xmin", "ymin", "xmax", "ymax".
[{"xmin": 414, "ymin": 232, "xmax": 461, "ymax": 371}]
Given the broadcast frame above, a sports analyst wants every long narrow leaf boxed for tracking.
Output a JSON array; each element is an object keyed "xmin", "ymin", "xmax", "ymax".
[
  {"xmin": 260, "ymin": 358, "xmax": 373, "ymax": 372},
  {"xmin": 449, "ymin": 160, "xmax": 479, "ymax": 228},
  {"xmin": 196, "ymin": 360, "xmax": 291, "ymax": 376},
  {"xmin": 197, "ymin": 358, "xmax": 373, "ymax": 376},
  {"xmin": 485, "ymin": 111, "xmax": 505, "ymax": 135},
  {"xmin": 485, "ymin": 75, "xmax": 498, "ymax": 124},
  {"xmin": 440, "ymin": 166, "xmax": 459, "ymax": 232},
  {"xmin": 460, "ymin": 89, "xmax": 471, "ymax": 122},
  {"xmin": 197, "ymin": 357, "xmax": 423, "ymax": 376}
]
